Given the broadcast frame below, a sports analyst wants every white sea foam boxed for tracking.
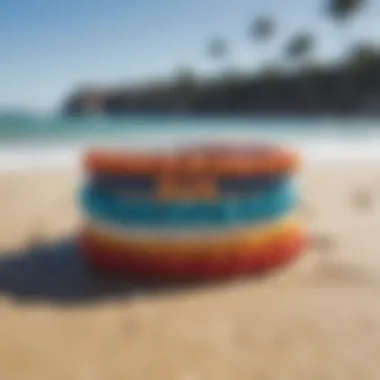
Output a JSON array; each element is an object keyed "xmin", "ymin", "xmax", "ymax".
[{"xmin": 1, "ymin": 129, "xmax": 380, "ymax": 171}]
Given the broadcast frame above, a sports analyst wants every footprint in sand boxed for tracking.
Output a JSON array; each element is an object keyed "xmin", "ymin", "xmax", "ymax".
[
  {"xmin": 314, "ymin": 260, "xmax": 380, "ymax": 286},
  {"xmin": 310, "ymin": 233, "xmax": 335, "ymax": 254},
  {"xmin": 351, "ymin": 188, "xmax": 372, "ymax": 211}
]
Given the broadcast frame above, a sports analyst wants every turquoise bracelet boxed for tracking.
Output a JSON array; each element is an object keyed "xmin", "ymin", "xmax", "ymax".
[{"xmin": 80, "ymin": 179, "xmax": 298, "ymax": 229}]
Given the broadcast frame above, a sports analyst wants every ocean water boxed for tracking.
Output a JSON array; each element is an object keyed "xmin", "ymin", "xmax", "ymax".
[{"xmin": 1, "ymin": 115, "xmax": 380, "ymax": 171}]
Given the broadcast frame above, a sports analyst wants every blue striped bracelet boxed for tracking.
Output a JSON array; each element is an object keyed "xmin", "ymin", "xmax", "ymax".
[{"xmin": 80, "ymin": 179, "xmax": 298, "ymax": 229}]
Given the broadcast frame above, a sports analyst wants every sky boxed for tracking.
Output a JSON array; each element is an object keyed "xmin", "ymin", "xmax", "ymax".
[{"xmin": 0, "ymin": 0, "xmax": 379, "ymax": 112}]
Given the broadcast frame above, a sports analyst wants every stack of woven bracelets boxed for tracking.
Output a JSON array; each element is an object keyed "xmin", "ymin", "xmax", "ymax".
[{"xmin": 79, "ymin": 144, "xmax": 307, "ymax": 280}]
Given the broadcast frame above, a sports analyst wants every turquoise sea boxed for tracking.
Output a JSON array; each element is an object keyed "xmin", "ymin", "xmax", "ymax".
[{"xmin": 1, "ymin": 115, "xmax": 380, "ymax": 170}]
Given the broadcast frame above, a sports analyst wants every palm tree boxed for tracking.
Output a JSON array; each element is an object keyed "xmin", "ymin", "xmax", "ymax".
[
  {"xmin": 327, "ymin": 0, "xmax": 366, "ymax": 23},
  {"xmin": 286, "ymin": 32, "xmax": 315, "ymax": 65},
  {"xmin": 174, "ymin": 65, "xmax": 197, "ymax": 88},
  {"xmin": 348, "ymin": 43, "xmax": 379, "ymax": 71},
  {"xmin": 206, "ymin": 37, "xmax": 232, "ymax": 79},
  {"xmin": 326, "ymin": 0, "xmax": 367, "ymax": 56},
  {"xmin": 249, "ymin": 16, "xmax": 275, "ymax": 42},
  {"xmin": 285, "ymin": 32, "xmax": 316, "ymax": 109},
  {"xmin": 326, "ymin": 0, "xmax": 368, "ymax": 109},
  {"xmin": 248, "ymin": 16, "xmax": 276, "ymax": 70},
  {"xmin": 207, "ymin": 38, "xmax": 228, "ymax": 60}
]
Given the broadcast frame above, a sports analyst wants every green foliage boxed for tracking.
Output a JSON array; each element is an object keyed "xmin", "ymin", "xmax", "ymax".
[
  {"xmin": 249, "ymin": 16, "xmax": 275, "ymax": 41},
  {"xmin": 174, "ymin": 66, "xmax": 197, "ymax": 85},
  {"xmin": 259, "ymin": 65, "xmax": 285, "ymax": 82},
  {"xmin": 327, "ymin": 0, "xmax": 366, "ymax": 21},
  {"xmin": 286, "ymin": 32, "xmax": 315, "ymax": 61},
  {"xmin": 347, "ymin": 43, "xmax": 380, "ymax": 70},
  {"xmin": 207, "ymin": 38, "xmax": 228, "ymax": 59}
]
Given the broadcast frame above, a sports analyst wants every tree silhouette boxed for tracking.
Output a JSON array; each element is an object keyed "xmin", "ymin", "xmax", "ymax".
[
  {"xmin": 207, "ymin": 38, "xmax": 228, "ymax": 60},
  {"xmin": 174, "ymin": 65, "xmax": 197, "ymax": 88},
  {"xmin": 285, "ymin": 32, "xmax": 316, "ymax": 109},
  {"xmin": 326, "ymin": 0, "xmax": 368, "ymax": 109},
  {"xmin": 327, "ymin": 0, "xmax": 366, "ymax": 22},
  {"xmin": 286, "ymin": 32, "xmax": 315, "ymax": 64},
  {"xmin": 248, "ymin": 16, "xmax": 276, "ymax": 71},
  {"xmin": 249, "ymin": 16, "xmax": 275, "ymax": 41},
  {"xmin": 206, "ymin": 37, "xmax": 232, "ymax": 80},
  {"xmin": 348, "ymin": 43, "xmax": 379, "ymax": 71}
]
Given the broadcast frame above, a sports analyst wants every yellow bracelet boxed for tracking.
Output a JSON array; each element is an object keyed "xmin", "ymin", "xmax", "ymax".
[{"xmin": 82, "ymin": 216, "xmax": 301, "ymax": 258}]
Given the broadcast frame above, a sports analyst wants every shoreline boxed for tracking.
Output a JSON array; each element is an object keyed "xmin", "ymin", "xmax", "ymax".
[
  {"xmin": 3, "ymin": 130, "xmax": 380, "ymax": 171},
  {"xmin": 1, "ymin": 153, "xmax": 380, "ymax": 173},
  {"xmin": 2, "ymin": 151, "xmax": 380, "ymax": 172}
]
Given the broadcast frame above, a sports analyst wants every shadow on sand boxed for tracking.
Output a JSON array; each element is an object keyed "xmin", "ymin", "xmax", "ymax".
[
  {"xmin": 0, "ymin": 236, "xmax": 283, "ymax": 305},
  {"xmin": 0, "ymin": 237, "xmax": 190, "ymax": 305},
  {"xmin": 0, "ymin": 237, "xmax": 268, "ymax": 305}
]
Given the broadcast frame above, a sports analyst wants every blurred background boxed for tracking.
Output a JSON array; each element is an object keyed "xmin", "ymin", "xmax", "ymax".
[
  {"xmin": 0, "ymin": 0, "xmax": 377, "ymax": 116},
  {"xmin": 61, "ymin": 0, "xmax": 378, "ymax": 118},
  {"xmin": 1, "ymin": 0, "xmax": 379, "ymax": 169}
]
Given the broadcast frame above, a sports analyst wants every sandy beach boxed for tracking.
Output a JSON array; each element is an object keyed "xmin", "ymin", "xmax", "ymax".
[{"xmin": 1, "ymin": 161, "xmax": 380, "ymax": 379}]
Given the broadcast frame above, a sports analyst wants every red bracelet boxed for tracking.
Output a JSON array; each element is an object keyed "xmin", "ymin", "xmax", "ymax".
[
  {"xmin": 84, "ymin": 143, "xmax": 300, "ymax": 178},
  {"xmin": 79, "ymin": 230, "xmax": 308, "ymax": 280}
]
